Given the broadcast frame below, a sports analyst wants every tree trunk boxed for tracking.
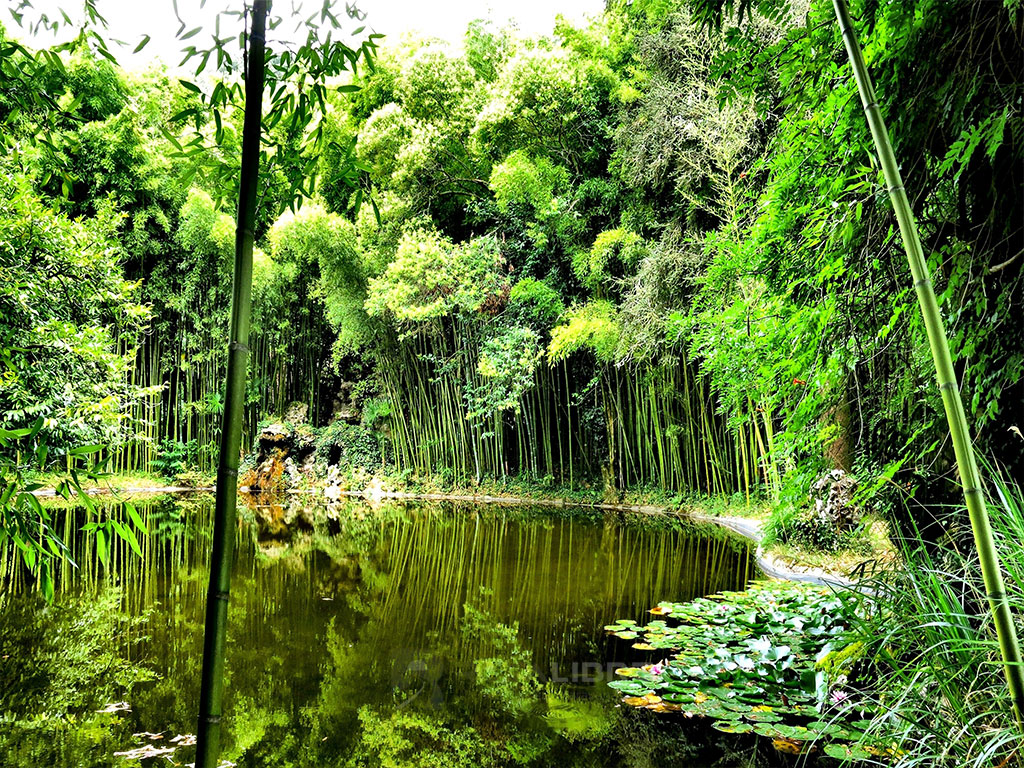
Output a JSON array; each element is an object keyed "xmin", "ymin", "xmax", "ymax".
[{"xmin": 194, "ymin": 2, "xmax": 268, "ymax": 766}]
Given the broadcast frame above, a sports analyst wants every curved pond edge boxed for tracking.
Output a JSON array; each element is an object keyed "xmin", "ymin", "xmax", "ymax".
[
  {"xmin": 316, "ymin": 488, "xmax": 855, "ymax": 589},
  {"xmin": 31, "ymin": 483, "xmax": 853, "ymax": 588},
  {"xmin": 31, "ymin": 484, "xmax": 210, "ymax": 497}
]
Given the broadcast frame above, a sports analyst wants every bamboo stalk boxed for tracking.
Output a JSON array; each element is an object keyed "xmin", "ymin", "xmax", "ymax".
[
  {"xmin": 194, "ymin": 3, "xmax": 268, "ymax": 766},
  {"xmin": 832, "ymin": 0, "xmax": 1024, "ymax": 723}
]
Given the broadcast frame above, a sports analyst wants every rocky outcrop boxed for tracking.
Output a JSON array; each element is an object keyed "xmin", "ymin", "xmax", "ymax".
[
  {"xmin": 331, "ymin": 381, "xmax": 360, "ymax": 424},
  {"xmin": 808, "ymin": 469, "xmax": 860, "ymax": 533},
  {"xmin": 246, "ymin": 416, "xmax": 317, "ymax": 492}
]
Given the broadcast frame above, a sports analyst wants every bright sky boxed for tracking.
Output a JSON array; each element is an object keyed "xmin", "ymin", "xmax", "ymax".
[{"xmin": 15, "ymin": 0, "xmax": 604, "ymax": 72}]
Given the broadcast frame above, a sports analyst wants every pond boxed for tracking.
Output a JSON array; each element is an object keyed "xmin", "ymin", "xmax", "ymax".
[{"xmin": 0, "ymin": 493, "xmax": 766, "ymax": 767}]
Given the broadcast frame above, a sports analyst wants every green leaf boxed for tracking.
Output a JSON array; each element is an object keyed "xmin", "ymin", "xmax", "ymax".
[
  {"xmin": 95, "ymin": 529, "xmax": 108, "ymax": 565},
  {"xmin": 69, "ymin": 444, "xmax": 105, "ymax": 456},
  {"xmin": 114, "ymin": 520, "xmax": 143, "ymax": 557},
  {"xmin": 39, "ymin": 563, "xmax": 54, "ymax": 602},
  {"xmin": 125, "ymin": 502, "xmax": 147, "ymax": 534},
  {"xmin": 712, "ymin": 720, "xmax": 753, "ymax": 733}
]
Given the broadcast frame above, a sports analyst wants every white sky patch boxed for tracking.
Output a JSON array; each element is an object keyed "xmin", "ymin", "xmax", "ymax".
[{"xmin": 11, "ymin": 0, "xmax": 604, "ymax": 72}]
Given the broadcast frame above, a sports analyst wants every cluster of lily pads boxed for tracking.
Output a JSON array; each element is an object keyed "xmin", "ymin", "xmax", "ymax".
[{"xmin": 606, "ymin": 581, "xmax": 876, "ymax": 761}]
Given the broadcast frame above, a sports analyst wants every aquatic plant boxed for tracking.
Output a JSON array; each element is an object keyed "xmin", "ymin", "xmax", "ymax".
[{"xmin": 606, "ymin": 581, "xmax": 877, "ymax": 759}]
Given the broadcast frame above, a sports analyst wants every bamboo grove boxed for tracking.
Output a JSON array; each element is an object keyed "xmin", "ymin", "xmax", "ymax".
[{"xmin": 2, "ymin": 0, "xmax": 1021, "ymax": 517}]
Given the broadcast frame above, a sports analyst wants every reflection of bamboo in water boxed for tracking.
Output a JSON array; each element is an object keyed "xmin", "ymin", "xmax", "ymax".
[
  {"xmin": 5, "ymin": 497, "xmax": 757, "ymax": 679},
  {"xmin": 361, "ymin": 506, "xmax": 756, "ymax": 672}
]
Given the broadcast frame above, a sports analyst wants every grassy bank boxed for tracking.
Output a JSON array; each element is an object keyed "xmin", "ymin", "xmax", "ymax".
[
  {"xmin": 289, "ymin": 466, "xmax": 894, "ymax": 581},
  {"xmin": 26, "ymin": 470, "xmax": 214, "ymax": 495},
  {"xmin": 840, "ymin": 469, "xmax": 1024, "ymax": 766}
]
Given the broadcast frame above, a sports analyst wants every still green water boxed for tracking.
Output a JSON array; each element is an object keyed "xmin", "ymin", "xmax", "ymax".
[{"xmin": 0, "ymin": 493, "xmax": 761, "ymax": 767}]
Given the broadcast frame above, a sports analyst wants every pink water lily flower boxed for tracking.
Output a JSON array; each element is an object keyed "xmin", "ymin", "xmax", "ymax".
[{"xmin": 830, "ymin": 689, "xmax": 849, "ymax": 705}]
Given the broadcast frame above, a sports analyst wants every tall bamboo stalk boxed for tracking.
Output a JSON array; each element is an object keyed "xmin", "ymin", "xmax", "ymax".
[
  {"xmin": 195, "ymin": 2, "xmax": 268, "ymax": 765},
  {"xmin": 832, "ymin": 0, "xmax": 1024, "ymax": 722}
]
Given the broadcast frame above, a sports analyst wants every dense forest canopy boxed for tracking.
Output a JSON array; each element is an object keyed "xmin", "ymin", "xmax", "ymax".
[{"xmin": 2, "ymin": 0, "xmax": 1022, "ymax": 534}]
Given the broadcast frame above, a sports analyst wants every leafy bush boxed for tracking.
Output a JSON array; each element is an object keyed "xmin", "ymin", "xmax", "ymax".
[
  {"xmin": 507, "ymin": 277, "xmax": 564, "ymax": 332},
  {"xmin": 572, "ymin": 228, "xmax": 646, "ymax": 299},
  {"xmin": 360, "ymin": 397, "xmax": 392, "ymax": 430},
  {"xmin": 468, "ymin": 326, "xmax": 543, "ymax": 418},
  {"xmin": 315, "ymin": 421, "xmax": 388, "ymax": 472},
  {"xmin": 0, "ymin": 171, "xmax": 149, "ymax": 452},
  {"xmin": 151, "ymin": 439, "xmax": 200, "ymax": 479},
  {"xmin": 547, "ymin": 301, "xmax": 620, "ymax": 363},
  {"xmin": 365, "ymin": 230, "xmax": 506, "ymax": 323}
]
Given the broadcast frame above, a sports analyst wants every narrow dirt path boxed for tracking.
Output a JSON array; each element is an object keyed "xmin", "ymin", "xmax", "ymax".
[{"xmin": 688, "ymin": 514, "xmax": 853, "ymax": 588}]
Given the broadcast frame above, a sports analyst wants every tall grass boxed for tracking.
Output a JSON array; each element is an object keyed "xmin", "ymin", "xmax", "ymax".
[{"xmin": 850, "ymin": 467, "xmax": 1024, "ymax": 766}]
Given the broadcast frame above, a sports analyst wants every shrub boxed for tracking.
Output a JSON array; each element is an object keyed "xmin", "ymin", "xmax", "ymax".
[
  {"xmin": 151, "ymin": 439, "xmax": 200, "ymax": 479},
  {"xmin": 315, "ymin": 421, "xmax": 389, "ymax": 472}
]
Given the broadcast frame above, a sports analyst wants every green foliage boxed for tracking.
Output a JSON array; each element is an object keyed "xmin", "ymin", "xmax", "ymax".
[
  {"xmin": 845, "ymin": 468, "xmax": 1024, "ymax": 766},
  {"xmin": 543, "ymin": 687, "xmax": 614, "ymax": 743},
  {"xmin": 468, "ymin": 327, "xmax": 543, "ymax": 419},
  {"xmin": 573, "ymin": 228, "xmax": 647, "ymax": 298},
  {"xmin": 0, "ymin": 421, "xmax": 146, "ymax": 601},
  {"xmin": 606, "ymin": 581, "xmax": 869, "ymax": 753},
  {"xmin": 0, "ymin": 169, "xmax": 148, "ymax": 450},
  {"xmin": 507, "ymin": 278, "xmax": 564, "ymax": 332},
  {"xmin": 461, "ymin": 599, "xmax": 540, "ymax": 717},
  {"xmin": 464, "ymin": 20, "xmax": 513, "ymax": 83},
  {"xmin": 0, "ymin": 588, "xmax": 153, "ymax": 715},
  {"xmin": 357, "ymin": 103, "xmax": 418, "ymax": 182},
  {"xmin": 473, "ymin": 46, "xmax": 619, "ymax": 173},
  {"xmin": 0, "ymin": 589, "xmax": 154, "ymax": 768},
  {"xmin": 353, "ymin": 707, "xmax": 493, "ymax": 768},
  {"xmin": 366, "ymin": 232, "xmax": 506, "ymax": 323},
  {"xmin": 315, "ymin": 421, "xmax": 387, "ymax": 472},
  {"xmin": 161, "ymin": 0, "xmax": 379, "ymax": 215},
  {"xmin": 396, "ymin": 42, "xmax": 479, "ymax": 124},
  {"xmin": 490, "ymin": 151, "xmax": 568, "ymax": 216},
  {"xmin": 360, "ymin": 397, "xmax": 393, "ymax": 431},
  {"xmin": 151, "ymin": 439, "xmax": 200, "ymax": 479},
  {"xmin": 3, "ymin": 0, "xmax": 1022, "ymax": 514},
  {"xmin": 548, "ymin": 301, "xmax": 621, "ymax": 363},
  {"xmin": 267, "ymin": 204, "xmax": 370, "ymax": 358}
]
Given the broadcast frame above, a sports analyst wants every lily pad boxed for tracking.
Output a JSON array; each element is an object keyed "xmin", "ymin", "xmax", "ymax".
[
  {"xmin": 753, "ymin": 722, "xmax": 783, "ymax": 739},
  {"xmin": 712, "ymin": 720, "xmax": 754, "ymax": 734},
  {"xmin": 823, "ymin": 743, "xmax": 872, "ymax": 760},
  {"xmin": 771, "ymin": 737, "xmax": 807, "ymax": 755}
]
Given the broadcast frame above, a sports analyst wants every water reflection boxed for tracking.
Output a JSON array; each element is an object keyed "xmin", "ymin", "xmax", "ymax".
[{"xmin": 1, "ymin": 493, "xmax": 761, "ymax": 767}]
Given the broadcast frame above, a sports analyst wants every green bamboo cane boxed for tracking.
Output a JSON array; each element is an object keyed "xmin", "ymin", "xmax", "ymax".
[
  {"xmin": 832, "ymin": 0, "xmax": 1024, "ymax": 723},
  {"xmin": 194, "ymin": 2, "xmax": 268, "ymax": 766}
]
